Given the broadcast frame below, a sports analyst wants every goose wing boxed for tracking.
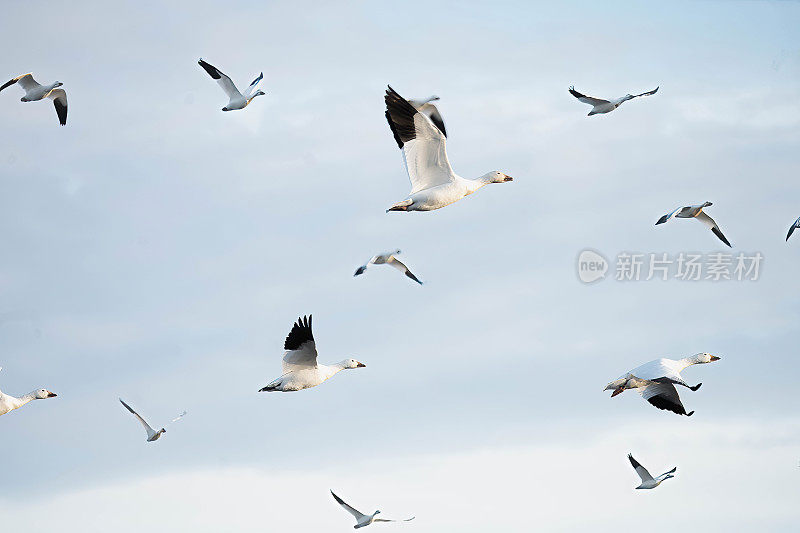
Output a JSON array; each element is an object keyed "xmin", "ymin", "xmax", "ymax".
[
  {"xmin": 245, "ymin": 72, "xmax": 264, "ymax": 97},
  {"xmin": 385, "ymin": 86, "xmax": 456, "ymax": 195},
  {"xmin": 639, "ymin": 382, "xmax": 694, "ymax": 416},
  {"xmin": 655, "ymin": 206, "xmax": 683, "ymax": 225},
  {"xmin": 695, "ymin": 211, "xmax": 732, "ymax": 247},
  {"xmin": 0, "ymin": 73, "xmax": 42, "ymax": 93},
  {"xmin": 415, "ymin": 101, "xmax": 447, "ymax": 137},
  {"xmin": 787, "ymin": 217, "xmax": 800, "ymax": 241},
  {"xmin": 331, "ymin": 491, "xmax": 368, "ymax": 521},
  {"xmin": 119, "ymin": 398, "xmax": 157, "ymax": 438},
  {"xmin": 374, "ymin": 517, "xmax": 416, "ymax": 523},
  {"xmin": 47, "ymin": 88, "xmax": 67, "ymax": 125},
  {"xmin": 628, "ymin": 454, "xmax": 654, "ymax": 482},
  {"xmin": 281, "ymin": 315, "xmax": 318, "ymax": 372},
  {"xmin": 171, "ymin": 410, "xmax": 187, "ymax": 423},
  {"xmin": 628, "ymin": 359, "xmax": 677, "ymax": 381},
  {"xmin": 387, "ymin": 256, "xmax": 422, "ymax": 284},
  {"xmin": 197, "ymin": 59, "xmax": 242, "ymax": 99},
  {"xmin": 568, "ymin": 86, "xmax": 609, "ymax": 106},
  {"xmin": 631, "ymin": 86, "xmax": 659, "ymax": 99}
]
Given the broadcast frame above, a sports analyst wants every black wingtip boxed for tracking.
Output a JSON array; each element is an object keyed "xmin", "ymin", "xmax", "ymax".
[
  {"xmin": 405, "ymin": 271, "xmax": 423, "ymax": 284},
  {"xmin": 712, "ymin": 227, "xmax": 732, "ymax": 247},
  {"xmin": 686, "ymin": 411, "xmax": 695, "ymax": 417},
  {"xmin": 354, "ymin": 266, "xmax": 366, "ymax": 277},
  {"xmin": 198, "ymin": 59, "xmax": 221, "ymax": 79},
  {"xmin": 569, "ymin": 86, "xmax": 586, "ymax": 99},
  {"xmin": 284, "ymin": 315, "xmax": 314, "ymax": 350},
  {"xmin": 655, "ymin": 214, "xmax": 669, "ymax": 225},
  {"xmin": 689, "ymin": 383, "xmax": 702, "ymax": 392}
]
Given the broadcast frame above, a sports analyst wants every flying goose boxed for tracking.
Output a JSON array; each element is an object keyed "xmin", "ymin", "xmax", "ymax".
[
  {"xmin": 628, "ymin": 454, "xmax": 676, "ymax": 489},
  {"xmin": 0, "ymin": 367, "xmax": 57, "ymax": 416},
  {"xmin": 354, "ymin": 250, "xmax": 422, "ymax": 284},
  {"xmin": 568, "ymin": 85, "xmax": 658, "ymax": 116},
  {"xmin": 197, "ymin": 59, "xmax": 265, "ymax": 111},
  {"xmin": 655, "ymin": 201, "xmax": 732, "ymax": 247},
  {"xmin": 0, "ymin": 73, "xmax": 67, "ymax": 125},
  {"xmin": 407, "ymin": 95, "xmax": 446, "ymax": 137},
  {"xmin": 331, "ymin": 490, "xmax": 415, "ymax": 529},
  {"xmin": 119, "ymin": 398, "xmax": 184, "ymax": 442},
  {"xmin": 384, "ymin": 86, "xmax": 512, "ymax": 212},
  {"xmin": 787, "ymin": 216, "xmax": 800, "ymax": 241},
  {"xmin": 258, "ymin": 315, "xmax": 366, "ymax": 392},
  {"xmin": 605, "ymin": 353, "xmax": 721, "ymax": 416}
]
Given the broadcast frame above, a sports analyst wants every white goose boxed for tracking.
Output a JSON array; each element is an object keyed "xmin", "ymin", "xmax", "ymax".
[
  {"xmin": 787, "ymin": 216, "xmax": 800, "ymax": 241},
  {"xmin": 354, "ymin": 250, "xmax": 422, "ymax": 284},
  {"xmin": 384, "ymin": 86, "xmax": 513, "ymax": 212},
  {"xmin": 197, "ymin": 59, "xmax": 265, "ymax": 111},
  {"xmin": 0, "ymin": 367, "xmax": 57, "ymax": 417},
  {"xmin": 656, "ymin": 201, "xmax": 732, "ymax": 247},
  {"xmin": 407, "ymin": 95, "xmax": 446, "ymax": 137},
  {"xmin": 605, "ymin": 353, "xmax": 721, "ymax": 416},
  {"xmin": 258, "ymin": 315, "xmax": 365, "ymax": 392},
  {"xmin": 0, "ymin": 73, "xmax": 67, "ymax": 125},
  {"xmin": 568, "ymin": 85, "xmax": 658, "ymax": 116},
  {"xmin": 628, "ymin": 454, "xmax": 676, "ymax": 490},
  {"xmin": 119, "ymin": 398, "xmax": 184, "ymax": 442},
  {"xmin": 331, "ymin": 490, "xmax": 415, "ymax": 529}
]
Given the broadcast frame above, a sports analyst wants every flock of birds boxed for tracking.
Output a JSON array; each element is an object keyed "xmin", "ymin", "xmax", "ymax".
[{"xmin": 0, "ymin": 55, "xmax": 793, "ymax": 527}]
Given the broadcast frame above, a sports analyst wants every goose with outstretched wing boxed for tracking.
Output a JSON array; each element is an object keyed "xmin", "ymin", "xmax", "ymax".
[
  {"xmin": 384, "ymin": 85, "xmax": 512, "ymax": 212},
  {"xmin": 197, "ymin": 58, "xmax": 265, "ymax": 111},
  {"xmin": 568, "ymin": 85, "xmax": 658, "ymax": 116},
  {"xmin": 331, "ymin": 490, "xmax": 415, "ymax": 529}
]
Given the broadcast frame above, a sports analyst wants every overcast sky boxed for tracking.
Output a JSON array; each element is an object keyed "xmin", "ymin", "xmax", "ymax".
[{"xmin": 1, "ymin": 1, "xmax": 799, "ymax": 531}]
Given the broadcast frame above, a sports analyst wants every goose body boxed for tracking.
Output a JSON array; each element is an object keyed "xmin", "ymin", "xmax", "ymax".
[
  {"xmin": 0, "ymin": 368, "xmax": 57, "ymax": 417},
  {"xmin": 568, "ymin": 85, "xmax": 658, "ymax": 116},
  {"xmin": 331, "ymin": 490, "xmax": 415, "ymax": 529},
  {"xmin": 0, "ymin": 73, "xmax": 67, "ymax": 125},
  {"xmin": 605, "ymin": 353, "xmax": 721, "ymax": 416},
  {"xmin": 354, "ymin": 250, "xmax": 422, "ymax": 284},
  {"xmin": 628, "ymin": 454, "xmax": 676, "ymax": 489},
  {"xmin": 197, "ymin": 59, "xmax": 265, "ymax": 111},
  {"xmin": 258, "ymin": 315, "xmax": 365, "ymax": 392},
  {"xmin": 384, "ymin": 86, "xmax": 512, "ymax": 212},
  {"xmin": 655, "ymin": 201, "xmax": 732, "ymax": 247}
]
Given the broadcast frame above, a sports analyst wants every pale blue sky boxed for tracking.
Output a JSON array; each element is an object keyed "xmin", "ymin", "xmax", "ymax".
[{"xmin": 1, "ymin": 1, "xmax": 799, "ymax": 531}]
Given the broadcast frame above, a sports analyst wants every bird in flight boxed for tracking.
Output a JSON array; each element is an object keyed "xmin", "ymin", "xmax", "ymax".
[
  {"xmin": 568, "ymin": 85, "xmax": 658, "ymax": 116},
  {"xmin": 384, "ymin": 85, "xmax": 513, "ymax": 212},
  {"xmin": 0, "ymin": 73, "xmax": 68, "ymax": 125},
  {"xmin": 655, "ymin": 201, "xmax": 732, "ymax": 247},
  {"xmin": 331, "ymin": 490, "xmax": 415, "ymax": 528},
  {"xmin": 605, "ymin": 353, "xmax": 721, "ymax": 416},
  {"xmin": 197, "ymin": 58, "xmax": 265, "ymax": 111},
  {"xmin": 627, "ymin": 453, "xmax": 676, "ymax": 489},
  {"xmin": 354, "ymin": 250, "xmax": 422, "ymax": 284},
  {"xmin": 119, "ymin": 398, "xmax": 185, "ymax": 442},
  {"xmin": 258, "ymin": 315, "xmax": 366, "ymax": 392}
]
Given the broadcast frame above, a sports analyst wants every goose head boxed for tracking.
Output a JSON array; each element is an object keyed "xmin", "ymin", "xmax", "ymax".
[
  {"xmin": 34, "ymin": 389, "xmax": 58, "ymax": 399},
  {"xmin": 482, "ymin": 171, "xmax": 513, "ymax": 183},
  {"xmin": 344, "ymin": 358, "xmax": 366, "ymax": 369},
  {"xmin": 702, "ymin": 201, "xmax": 713, "ymax": 208},
  {"xmin": 692, "ymin": 352, "xmax": 721, "ymax": 364},
  {"xmin": 52, "ymin": 82, "xmax": 64, "ymax": 89}
]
